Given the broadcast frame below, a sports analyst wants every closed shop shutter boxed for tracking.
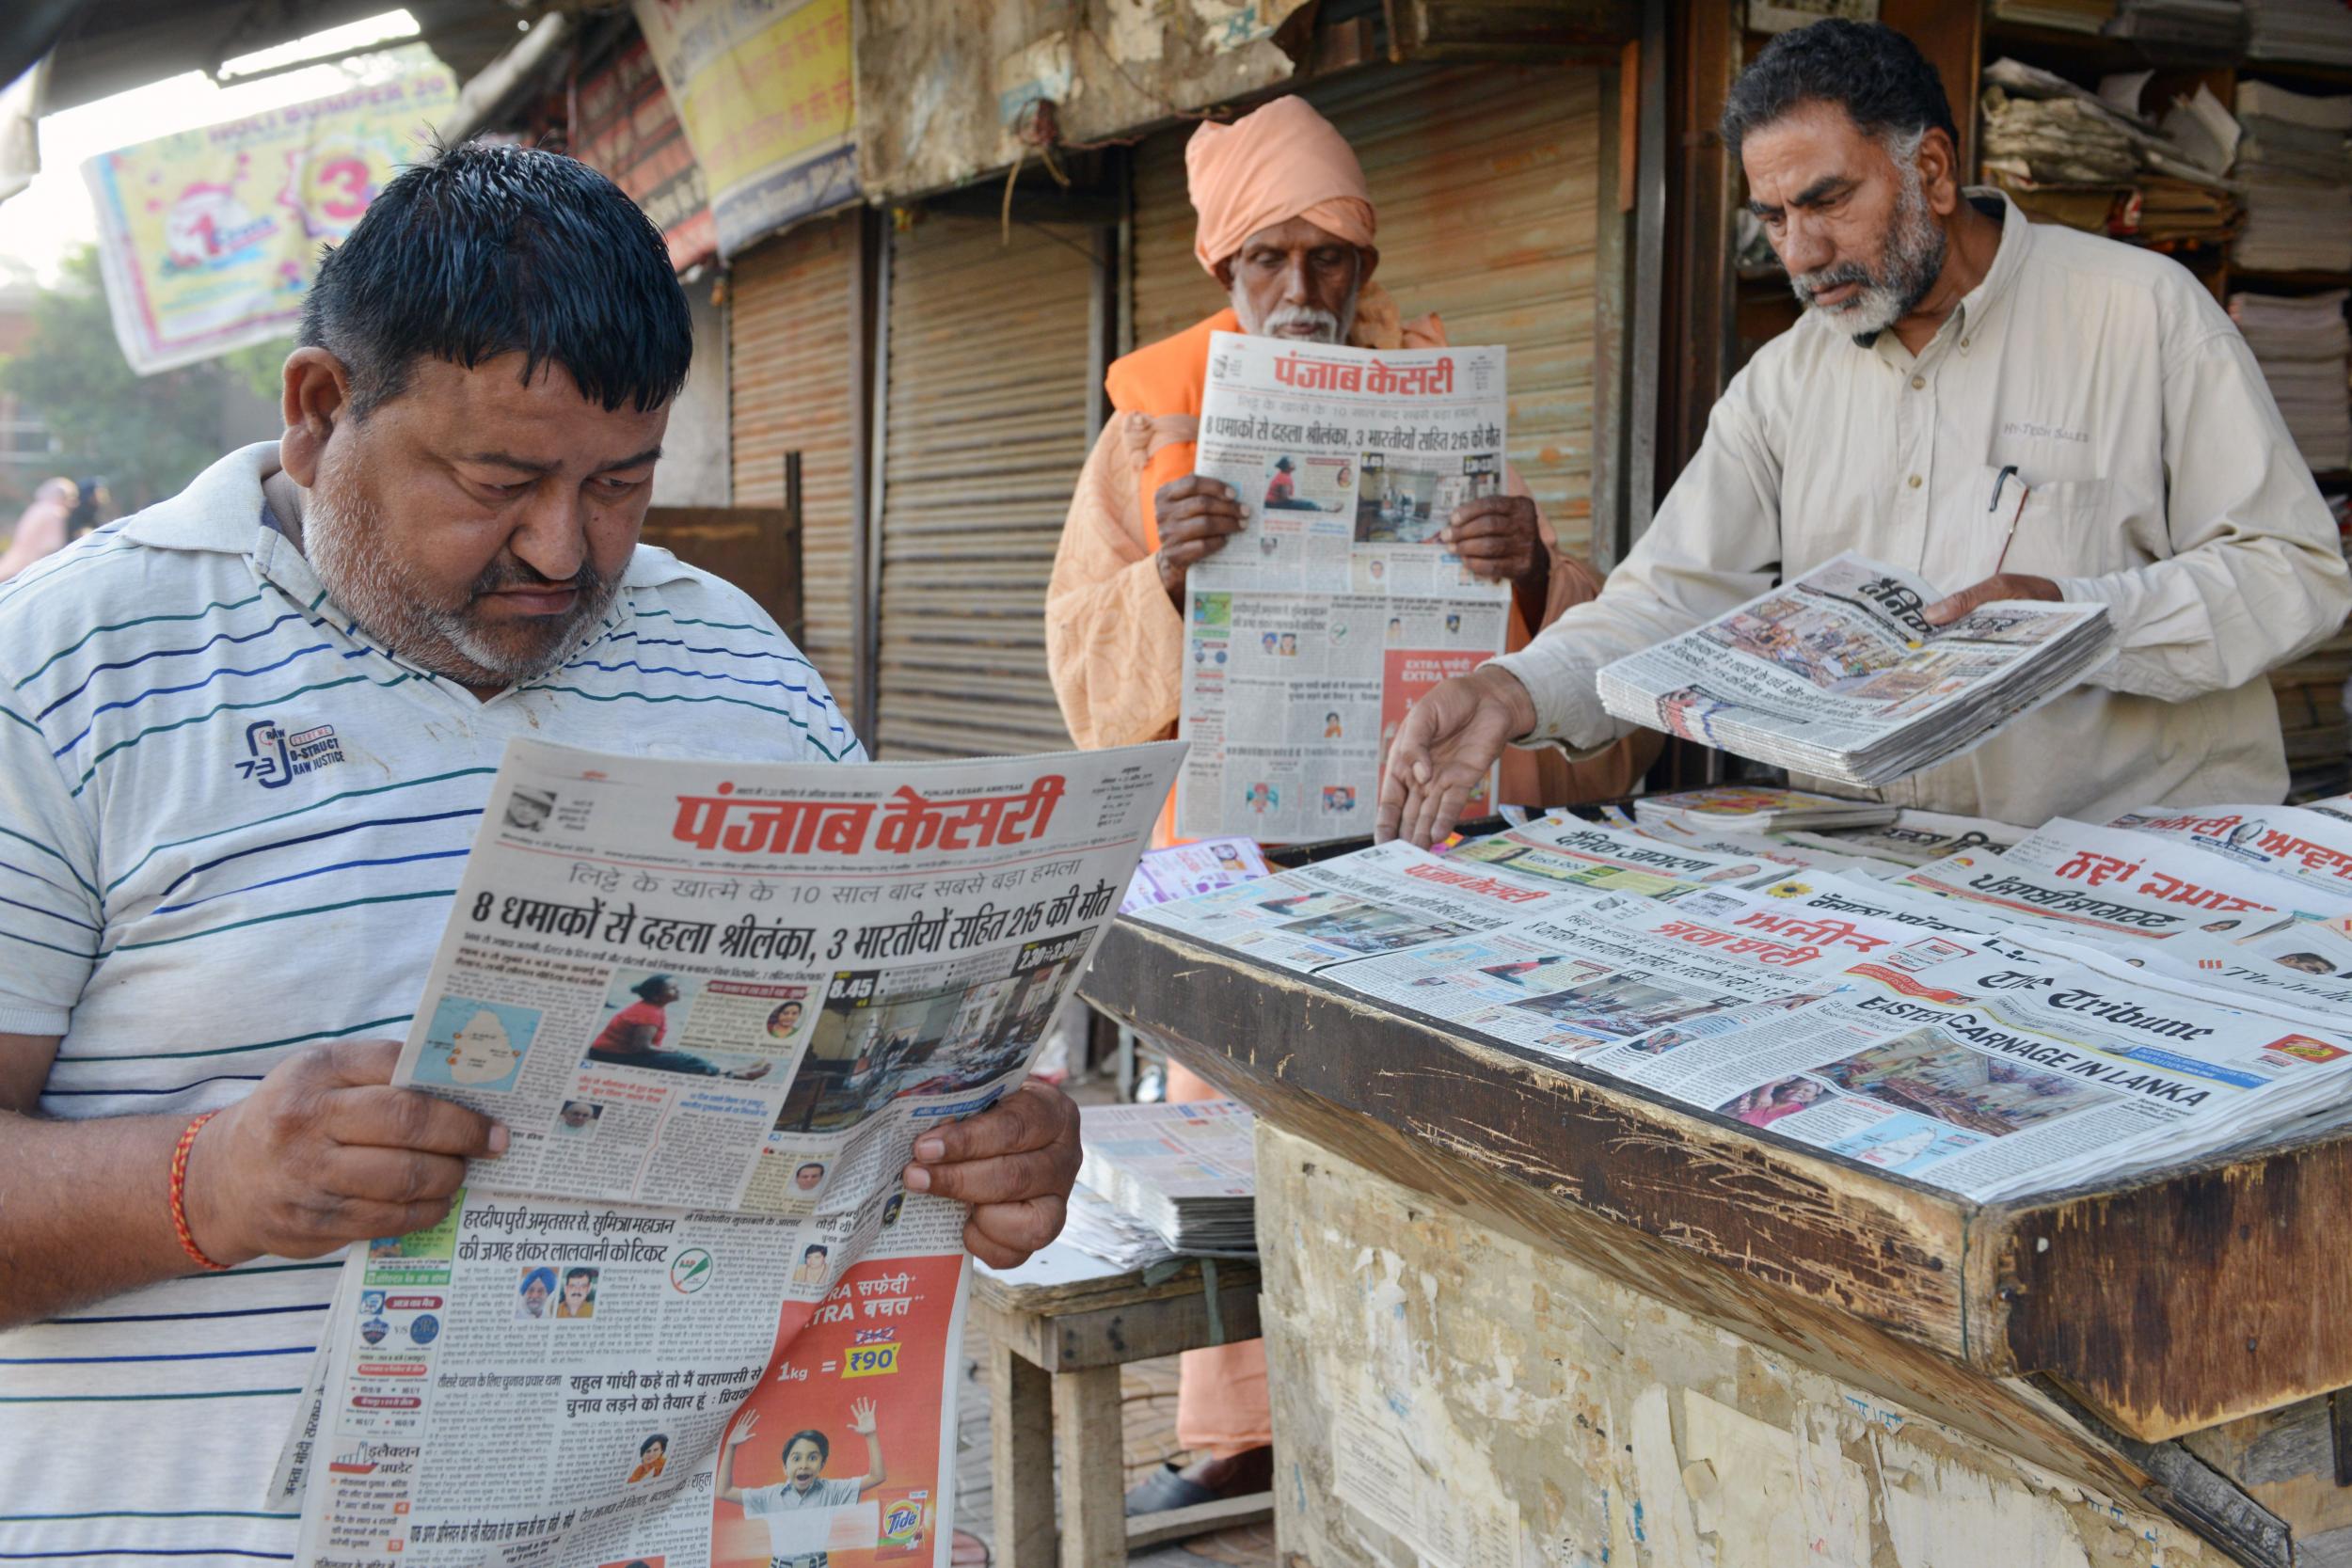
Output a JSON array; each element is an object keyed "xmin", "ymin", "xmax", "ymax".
[
  {"xmin": 1129, "ymin": 66, "xmax": 1602, "ymax": 560},
  {"xmin": 874, "ymin": 213, "xmax": 1098, "ymax": 758},
  {"xmin": 730, "ymin": 213, "xmax": 860, "ymax": 719}
]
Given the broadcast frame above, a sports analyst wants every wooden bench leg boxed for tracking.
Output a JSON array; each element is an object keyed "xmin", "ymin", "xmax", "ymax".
[
  {"xmin": 1053, "ymin": 1364, "xmax": 1126, "ymax": 1568},
  {"xmin": 991, "ymin": 1340, "xmax": 1056, "ymax": 1568}
]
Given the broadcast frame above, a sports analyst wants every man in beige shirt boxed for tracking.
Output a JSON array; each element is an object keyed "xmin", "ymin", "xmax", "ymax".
[{"xmin": 1380, "ymin": 19, "xmax": 2352, "ymax": 846}]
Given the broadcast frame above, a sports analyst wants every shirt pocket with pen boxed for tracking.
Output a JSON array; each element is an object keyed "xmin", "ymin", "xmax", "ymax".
[{"xmin": 1979, "ymin": 468, "xmax": 2133, "ymax": 580}]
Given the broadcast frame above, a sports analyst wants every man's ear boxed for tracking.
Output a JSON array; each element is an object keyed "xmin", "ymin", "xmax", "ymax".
[
  {"xmin": 1212, "ymin": 256, "xmax": 1236, "ymax": 291},
  {"xmin": 278, "ymin": 347, "xmax": 353, "ymax": 487},
  {"xmin": 1915, "ymin": 127, "xmax": 1962, "ymax": 216}
]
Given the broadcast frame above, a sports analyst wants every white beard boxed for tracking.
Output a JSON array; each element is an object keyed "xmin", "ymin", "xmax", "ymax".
[
  {"xmin": 1232, "ymin": 277, "xmax": 1360, "ymax": 344},
  {"xmin": 302, "ymin": 452, "xmax": 613, "ymax": 687}
]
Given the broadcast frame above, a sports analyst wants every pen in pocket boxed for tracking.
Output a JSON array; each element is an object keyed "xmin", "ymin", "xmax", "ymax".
[{"xmin": 1988, "ymin": 464, "xmax": 2032, "ymax": 573}]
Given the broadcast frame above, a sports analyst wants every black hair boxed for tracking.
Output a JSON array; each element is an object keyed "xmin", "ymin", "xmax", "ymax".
[
  {"xmin": 632, "ymin": 974, "xmax": 675, "ymax": 1003},
  {"xmin": 639, "ymin": 1433, "xmax": 667, "ymax": 1457},
  {"xmin": 1719, "ymin": 20, "xmax": 1957, "ymax": 163},
  {"xmin": 299, "ymin": 140, "xmax": 691, "ymax": 419},
  {"xmin": 784, "ymin": 1429, "xmax": 831, "ymax": 1465},
  {"xmin": 803, "ymin": 1243, "xmax": 829, "ymax": 1259},
  {"xmin": 564, "ymin": 1266, "xmax": 596, "ymax": 1284}
]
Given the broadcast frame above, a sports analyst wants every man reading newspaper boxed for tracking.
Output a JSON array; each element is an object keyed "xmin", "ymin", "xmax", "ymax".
[
  {"xmin": 0, "ymin": 145, "xmax": 1083, "ymax": 1567},
  {"xmin": 1380, "ymin": 20, "xmax": 2351, "ymax": 845}
]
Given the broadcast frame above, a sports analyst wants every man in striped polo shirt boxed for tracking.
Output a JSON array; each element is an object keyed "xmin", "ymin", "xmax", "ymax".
[{"xmin": 0, "ymin": 144, "xmax": 1083, "ymax": 1565}]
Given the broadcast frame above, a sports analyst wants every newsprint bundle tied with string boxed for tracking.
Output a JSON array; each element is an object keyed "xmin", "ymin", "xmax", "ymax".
[
  {"xmin": 268, "ymin": 736, "xmax": 1182, "ymax": 1568},
  {"xmin": 1597, "ymin": 553, "xmax": 2115, "ymax": 788}
]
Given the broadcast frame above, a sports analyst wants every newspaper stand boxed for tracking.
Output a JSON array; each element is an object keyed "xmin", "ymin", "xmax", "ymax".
[{"xmin": 1080, "ymin": 827, "xmax": 2352, "ymax": 1568}]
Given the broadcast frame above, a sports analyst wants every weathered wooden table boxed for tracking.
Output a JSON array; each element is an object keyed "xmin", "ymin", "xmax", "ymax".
[
  {"xmin": 1081, "ymin": 911, "xmax": 2352, "ymax": 1567},
  {"xmin": 969, "ymin": 1255, "xmax": 1270, "ymax": 1568}
]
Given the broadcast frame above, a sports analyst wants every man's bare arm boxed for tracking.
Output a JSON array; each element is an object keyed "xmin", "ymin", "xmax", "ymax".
[
  {"xmin": 0, "ymin": 1035, "xmax": 507, "ymax": 1331},
  {"xmin": 0, "ymin": 1033, "xmax": 228, "ymax": 1327}
]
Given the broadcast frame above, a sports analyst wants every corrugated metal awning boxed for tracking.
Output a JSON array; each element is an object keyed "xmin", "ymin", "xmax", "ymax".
[
  {"xmin": 731, "ymin": 211, "xmax": 861, "ymax": 725},
  {"xmin": 874, "ymin": 212, "xmax": 1099, "ymax": 759},
  {"xmin": 1131, "ymin": 64, "xmax": 1604, "ymax": 563}
]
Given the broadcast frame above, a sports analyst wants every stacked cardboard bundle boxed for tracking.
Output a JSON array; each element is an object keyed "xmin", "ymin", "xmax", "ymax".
[
  {"xmin": 2232, "ymin": 290, "xmax": 2352, "ymax": 470},
  {"xmin": 2246, "ymin": 0, "xmax": 2352, "ymax": 64},
  {"xmin": 1981, "ymin": 59, "xmax": 2240, "ymax": 254},
  {"xmin": 2233, "ymin": 81, "xmax": 2352, "ymax": 273}
]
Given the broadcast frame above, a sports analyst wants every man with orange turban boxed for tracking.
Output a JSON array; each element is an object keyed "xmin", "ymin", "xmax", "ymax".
[{"xmin": 1044, "ymin": 95, "xmax": 1656, "ymax": 1515}]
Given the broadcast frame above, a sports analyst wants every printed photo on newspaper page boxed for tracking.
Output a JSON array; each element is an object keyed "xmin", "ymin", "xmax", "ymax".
[
  {"xmin": 1177, "ymin": 329, "xmax": 1511, "ymax": 841},
  {"xmin": 293, "ymin": 1186, "xmax": 978, "ymax": 1568},
  {"xmin": 1129, "ymin": 839, "xmax": 1579, "ymax": 974},
  {"xmin": 1577, "ymin": 942, "xmax": 2352, "ymax": 1200},
  {"xmin": 389, "ymin": 739, "xmax": 1182, "ymax": 1215}
]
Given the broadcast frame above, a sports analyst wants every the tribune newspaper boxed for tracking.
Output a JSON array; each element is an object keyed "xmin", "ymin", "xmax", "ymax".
[
  {"xmin": 278, "ymin": 738, "xmax": 1183, "ymax": 1568},
  {"xmin": 1177, "ymin": 330, "xmax": 1512, "ymax": 841}
]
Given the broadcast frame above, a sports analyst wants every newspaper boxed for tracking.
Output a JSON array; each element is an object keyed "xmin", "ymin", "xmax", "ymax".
[
  {"xmin": 1128, "ymin": 839, "xmax": 1578, "ymax": 974},
  {"xmin": 1119, "ymin": 836, "xmax": 1273, "ymax": 914},
  {"xmin": 1897, "ymin": 817, "xmax": 2331, "ymax": 943},
  {"xmin": 1781, "ymin": 808, "xmax": 2026, "ymax": 867},
  {"xmin": 1075, "ymin": 1100, "xmax": 1257, "ymax": 1253},
  {"xmin": 289, "ymin": 739, "xmax": 1183, "ymax": 1568},
  {"xmin": 1177, "ymin": 329, "xmax": 1512, "ymax": 840},
  {"xmin": 1596, "ymin": 553, "xmax": 2114, "ymax": 788},
  {"xmin": 1581, "ymin": 942, "xmax": 2352, "ymax": 1199},
  {"xmin": 2109, "ymin": 801, "xmax": 2352, "ymax": 904},
  {"xmin": 1633, "ymin": 785, "xmax": 1897, "ymax": 834},
  {"xmin": 1448, "ymin": 816, "xmax": 1791, "ymax": 900},
  {"xmin": 1332, "ymin": 886, "xmax": 1969, "ymax": 1065}
]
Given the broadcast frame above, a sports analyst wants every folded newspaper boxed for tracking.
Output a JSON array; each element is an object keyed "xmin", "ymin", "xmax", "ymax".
[
  {"xmin": 1076, "ymin": 1100, "xmax": 1258, "ymax": 1254},
  {"xmin": 1597, "ymin": 554, "xmax": 2115, "ymax": 788},
  {"xmin": 1634, "ymin": 785, "xmax": 1898, "ymax": 835},
  {"xmin": 1130, "ymin": 797, "xmax": 2352, "ymax": 1204},
  {"xmin": 276, "ymin": 737, "xmax": 1183, "ymax": 1568}
]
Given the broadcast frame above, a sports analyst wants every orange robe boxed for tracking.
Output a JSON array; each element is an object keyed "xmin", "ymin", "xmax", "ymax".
[
  {"xmin": 1045, "ymin": 307, "xmax": 1657, "ymax": 1456},
  {"xmin": 1047, "ymin": 306, "xmax": 1657, "ymax": 850}
]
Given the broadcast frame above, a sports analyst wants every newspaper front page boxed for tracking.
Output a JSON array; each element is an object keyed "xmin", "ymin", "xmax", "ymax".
[
  {"xmin": 1331, "ymin": 886, "xmax": 1971, "ymax": 1065},
  {"xmin": 291, "ymin": 739, "xmax": 1183, "ymax": 1568},
  {"xmin": 1899, "ymin": 817, "xmax": 2338, "ymax": 942},
  {"xmin": 1595, "ymin": 553, "xmax": 2112, "ymax": 787},
  {"xmin": 1129, "ymin": 839, "xmax": 1578, "ymax": 974},
  {"xmin": 1177, "ymin": 329, "xmax": 1511, "ymax": 841},
  {"xmin": 1581, "ymin": 942, "xmax": 2352, "ymax": 1200}
]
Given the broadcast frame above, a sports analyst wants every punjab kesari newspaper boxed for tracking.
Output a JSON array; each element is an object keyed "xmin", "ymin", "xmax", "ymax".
[
  {"xmin": 1177, "ymin": 330, "xmax": 1513, "ymax": 840},
  {"xmin": 283, "ymin": 738, "xmax": 1182, "ymax": 1568}
]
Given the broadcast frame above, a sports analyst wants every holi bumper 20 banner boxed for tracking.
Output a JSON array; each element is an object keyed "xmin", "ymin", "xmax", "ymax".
[
  {"xmin": 81, "ymin": 72, "xmax": 455, "ymax": 375},
  {"xmin": 632, "ymin": 0, "xmax": 858, "ymax": 260}
]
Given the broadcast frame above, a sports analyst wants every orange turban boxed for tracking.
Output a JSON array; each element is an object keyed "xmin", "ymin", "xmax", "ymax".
[{"xmin": 1185, "ymin": 97, "xmax": 1375, "ymax": 276}]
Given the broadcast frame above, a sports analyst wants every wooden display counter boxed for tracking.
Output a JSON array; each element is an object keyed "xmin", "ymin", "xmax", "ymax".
[{"xmin": 1080, "ymin": 906, "xmax": 2352, "ymax": 1566}]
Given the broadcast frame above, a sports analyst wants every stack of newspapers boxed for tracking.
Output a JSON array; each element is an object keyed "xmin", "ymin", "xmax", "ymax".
[
  {"xmin": 1130, "ymin": 804, "xmax": 2352, "ymax": 1203},
  {"xmin": 1635, "ymin": 786, "xmax": 1897, "ymax": 836},
  {"xmin": 1076, "ymin": 1100, "xmax": 1258, "ymax": 1254},
  {"xmin": 1597, "ymin": 554, "xmax": 2115, "ymax": 790}
]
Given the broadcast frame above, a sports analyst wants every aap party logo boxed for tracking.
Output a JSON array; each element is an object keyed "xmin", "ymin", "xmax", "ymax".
[{"xmin": 236, "ymin": 718, "xmax": 345, "ymax": 789}]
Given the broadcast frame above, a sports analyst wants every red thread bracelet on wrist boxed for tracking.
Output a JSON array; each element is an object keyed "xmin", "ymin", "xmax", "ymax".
[{"xmin": 169, "ymin": 1110, "xmax": 230, "ymax": 1273}]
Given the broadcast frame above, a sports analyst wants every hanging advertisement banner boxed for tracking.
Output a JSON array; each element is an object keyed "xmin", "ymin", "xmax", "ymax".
[
  {"xmin": 633, "ymin": 0, "xmax": 858, "ymax": 260},
  {"xmin": 82, "ymin": 71, "xmax": 454, "ymax": 374}
]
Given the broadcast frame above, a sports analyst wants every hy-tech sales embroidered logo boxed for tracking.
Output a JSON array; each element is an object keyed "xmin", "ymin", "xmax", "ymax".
[{"xmin": 237, "ymin": 717, "xmax": 345, "ymax": 788}]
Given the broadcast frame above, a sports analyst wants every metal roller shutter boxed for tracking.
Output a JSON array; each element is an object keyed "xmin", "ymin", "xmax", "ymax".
[
  {"xmin": 730, "ymin": 214, "xmax": 860, "ymax": 719},
  {"xmin": 1129, "ymin": 66, "xmax": 1602, "ymax": 560},
  {"xmin": 874, "ymin": 214, "xmax": 1097, "ymax": 758}
]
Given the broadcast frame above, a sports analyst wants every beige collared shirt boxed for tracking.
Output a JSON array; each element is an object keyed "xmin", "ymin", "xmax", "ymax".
[{"xmin": 1494, "ymin": 191, "xmax": 2352, "ymax": 824}]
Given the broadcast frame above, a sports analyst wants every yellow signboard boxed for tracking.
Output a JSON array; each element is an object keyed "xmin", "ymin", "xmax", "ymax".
[
  {"xmin": 81, "ymin": 72, "xmax": 455, "ymax": 374},
  {"xmin": 632, "ymin": 0, "xmax": 857, "ymax": 259}
]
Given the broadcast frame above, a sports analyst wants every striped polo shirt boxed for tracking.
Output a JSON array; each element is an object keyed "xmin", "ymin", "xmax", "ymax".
[{"xmin": 0, "ymin": 442, "xmax": 859, "ymax": 1565}]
